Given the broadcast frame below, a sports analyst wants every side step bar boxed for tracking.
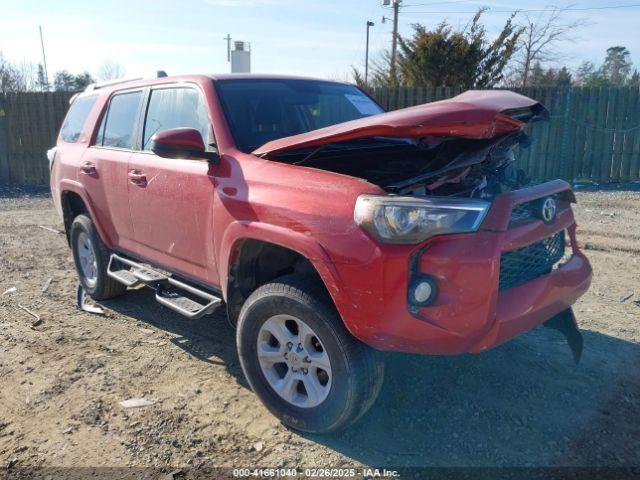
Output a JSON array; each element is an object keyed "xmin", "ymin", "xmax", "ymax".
[{"xmin": 107, "ymin": 254, "xmax": 222, "ymax": 319}]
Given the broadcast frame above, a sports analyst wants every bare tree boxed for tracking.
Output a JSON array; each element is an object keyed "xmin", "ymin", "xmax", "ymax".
[
  {"xmin": 515, "ymin": 7, "xmax": 586, "ymax": 88},
  {"xmin": 98, "ymin": 60, "xmax": 126, "ymax": 81},
  {"xmin": 0, "ymin": 54, "xmax": 37, "ymax": 92}
]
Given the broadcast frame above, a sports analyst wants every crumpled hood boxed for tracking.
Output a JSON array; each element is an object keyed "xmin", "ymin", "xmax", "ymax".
[{"xmin": 252, "ymin": 90, "xmax": 547, "ymax": 158}]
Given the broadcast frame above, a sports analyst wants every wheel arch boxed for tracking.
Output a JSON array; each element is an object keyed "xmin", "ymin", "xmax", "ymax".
[
  {"xmin": 59, "ymin": 180, "xmax": 112, "ymax": 247},
  {"xmin": 220, "ymin": 222, "xmax": 346, "ymax": 326}
]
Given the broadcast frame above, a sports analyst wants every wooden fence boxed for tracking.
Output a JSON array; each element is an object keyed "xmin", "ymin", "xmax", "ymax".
[
  {"xmin": 1, "ymin": 87, "xmax": 639, "ymax": 185},
  {"xmin": 0, "ymin": 92, "xmax": 73, "ymax": 185},
  {"xmin": 370, "ymin": 85, "xmax": 640, "ymax": 182}
]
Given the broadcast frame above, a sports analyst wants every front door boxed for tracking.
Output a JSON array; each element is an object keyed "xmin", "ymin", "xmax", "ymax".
[{"xmin": 127, "ymin": 85, "xmax": 218, "ymax": 284}]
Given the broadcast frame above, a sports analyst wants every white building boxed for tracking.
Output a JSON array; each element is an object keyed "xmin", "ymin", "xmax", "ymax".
[{"xmin": 231, "ymin": 41, "xmax": 251, "ymax": 73}]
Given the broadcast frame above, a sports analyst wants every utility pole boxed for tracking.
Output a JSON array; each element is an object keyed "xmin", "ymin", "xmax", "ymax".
[
  {"xmin": 389, "ymin": 0, "xmax": 400, "ymax": 85},
  {"xmin": 38, "ymin": 25, "xmax": 49, "ymax": 91},
  {"xmin": 365, "ymin": 21, "xmax": 375, "ymax": 84},
  {"xmin": 224, "ymin": 34, "xmax": 232, "ymax": 62}
]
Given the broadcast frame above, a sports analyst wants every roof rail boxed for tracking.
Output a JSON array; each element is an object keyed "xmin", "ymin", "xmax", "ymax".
[{"xmin": 84, "ymin": 77, "xmax": 144, "ymax": 92}]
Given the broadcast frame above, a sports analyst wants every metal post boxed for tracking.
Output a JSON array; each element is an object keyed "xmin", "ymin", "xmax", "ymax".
[
  {"xmin": 365, "ymin": 21, "xmax": 374, "ymax": 84},
  {"xmin": 390, "ymin": 0, "xmax": 400, "ymax": 84},
  {"xmin": 39, "ymin": 26, "xmax": 49, "ymax": 91},
  {"xmin": 224, "ymin": 34, "xmax": 232, "ymax": 62}
]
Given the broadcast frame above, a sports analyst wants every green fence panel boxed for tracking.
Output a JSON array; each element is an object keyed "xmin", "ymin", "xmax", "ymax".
[{"xmin": 369, "ymin": 86, "xmax": 640, "ymax": 182}]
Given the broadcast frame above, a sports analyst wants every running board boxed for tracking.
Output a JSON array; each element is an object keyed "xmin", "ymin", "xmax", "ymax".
[
  {"xmin": 107, "ymin": 259, "xmax": 141, "ymax": 287},
  {"xmin": 107, "ymin": 254, "xmax": 222, "ymax": 319}
]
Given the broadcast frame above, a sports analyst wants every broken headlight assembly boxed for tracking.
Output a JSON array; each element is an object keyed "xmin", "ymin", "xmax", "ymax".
[{"xmin": 354, "ymin": 195, "xmax": 490, "ymax": 244}]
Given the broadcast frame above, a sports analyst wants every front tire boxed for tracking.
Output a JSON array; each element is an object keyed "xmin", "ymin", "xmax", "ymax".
[
  {"xmin": 70, "ymin": 214, "xmax": 126, "ymax": 301},
  {"xmin": 236, "ymin": 274, "xmax": 384, "ymax": 433}
]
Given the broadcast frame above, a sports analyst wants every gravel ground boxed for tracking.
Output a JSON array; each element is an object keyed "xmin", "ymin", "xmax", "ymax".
[{"xmin": 0, "ymin": 188, "xmax": 639, "ymax": 477}]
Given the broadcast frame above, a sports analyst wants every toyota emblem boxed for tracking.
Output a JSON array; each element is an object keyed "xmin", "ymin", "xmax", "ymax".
[{"xmin": 540, "ymin": 197, "xmax": 557, "ymax": 223}]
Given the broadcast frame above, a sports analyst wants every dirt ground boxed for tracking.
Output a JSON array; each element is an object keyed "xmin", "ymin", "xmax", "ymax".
[{"xmin": 0, "ymin": 186, "xmax": 639, "ymax": 477}]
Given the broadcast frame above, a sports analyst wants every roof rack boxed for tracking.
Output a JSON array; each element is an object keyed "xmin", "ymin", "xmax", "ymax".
[
  {"xmin": 84, "ymin": 77, "xmax": 144, "ymax": 92},
  {"xmin": 83, "ymin": 71, "xmax": 169, "ymax": 92}
]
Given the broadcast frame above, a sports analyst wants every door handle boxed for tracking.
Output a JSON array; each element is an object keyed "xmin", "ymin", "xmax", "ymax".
[
  {"xmin": 128, "ymin": 170, "xmax": 147, "ymax": 186},
  {"xmin": 80, "ymin": 161, "xmax": 97, "ymax": 175}
]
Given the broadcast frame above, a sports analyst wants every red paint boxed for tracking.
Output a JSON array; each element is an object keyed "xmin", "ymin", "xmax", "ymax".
[
  {"xmin": 51, "ymin": 74, "xmax": 591, "ymax": 355},
  {"xmin": 152, "ymin": 127, "xmax": 207, "ymax": 151},
  {"xmin": 253, "ymin": 90, "xmax": 536, "ymax": 157}
]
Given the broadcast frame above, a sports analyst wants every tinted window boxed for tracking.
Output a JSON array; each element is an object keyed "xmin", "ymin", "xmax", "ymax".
[
  {"xmin": 60, "ymin": 95, "xmax": 98, "ymax": 143},
  {"xmin": 142, "ymin": 87, "xmax": 212, "ymax": 150},
  {"xmin": 215, "ymin": 79, "xmax": 383, "ymax": 153},
  {"xmin": 96, "ymin": 91, "xmax": 142, "ymax": 149}
]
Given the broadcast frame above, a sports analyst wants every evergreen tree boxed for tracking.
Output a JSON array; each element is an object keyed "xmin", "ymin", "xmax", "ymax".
[
  {"xmin": 53, "ymin": 70, "xmax": 75, "ymax": 92},
  {"xmin": 386, "ymin": 9, "xmax": 523, "ymax": 88},
  {"xmin": 601, "ymin": 46, "xmax": 632, "ymax": 86},
  {"xmin": 35, "ymin": 64, "xmax": 48, "ymax": 91}
]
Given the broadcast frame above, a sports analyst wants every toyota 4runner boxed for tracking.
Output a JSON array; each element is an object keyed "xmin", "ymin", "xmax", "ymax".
[{"xmin": 49, "ymin": 74, "xmax": 592, "ymax": 433}]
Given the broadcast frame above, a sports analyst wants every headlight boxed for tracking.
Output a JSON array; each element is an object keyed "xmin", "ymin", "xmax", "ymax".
[{"xmin": 354, "ymin": 195, "xmax": 490, "ymax": 244}]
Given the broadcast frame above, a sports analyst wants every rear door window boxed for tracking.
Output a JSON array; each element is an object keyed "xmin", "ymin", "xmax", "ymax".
[
  {"xmin": 142, "ymin": 87, "xmax": 212, "ymax": 151},
  {"xmin": 60, "ymin": 95, "xmax": 98, "ymax": 143},
  {"xmin": 95, "ymin": 90, "xmax": 143, "ymax": 149}
]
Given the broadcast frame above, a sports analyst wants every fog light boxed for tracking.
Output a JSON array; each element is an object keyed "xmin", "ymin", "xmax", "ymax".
[
  {"xmin": 408, "ymin": 274, "xmax": 437, "ymax": 307},
  {"xmin": 414, "ymin": 281, "xmax": 433, "ymax": 303}
]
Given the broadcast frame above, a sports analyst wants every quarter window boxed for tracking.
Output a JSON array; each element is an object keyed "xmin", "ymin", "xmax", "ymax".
[
  {"xmin": 60, "ymin": 95, "xmax": 98, "ymax": 143},
  {"xmin": 95, "ymin": 91, "xmax": 143, "ymax": 149},
  {"xmin": 142, "ymin": 87, "xmax": 212, "ymax": 151}
]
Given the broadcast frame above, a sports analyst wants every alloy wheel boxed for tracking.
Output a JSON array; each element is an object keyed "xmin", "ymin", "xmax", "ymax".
[{"xmin": 257, "ymin": 314, "xmax": 332, "ymax": 408}]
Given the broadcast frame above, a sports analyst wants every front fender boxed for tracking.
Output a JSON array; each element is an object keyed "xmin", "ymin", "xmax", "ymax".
[{"xmin": 218, "ymin": 220, "xmax": 349, "ymax": 321}]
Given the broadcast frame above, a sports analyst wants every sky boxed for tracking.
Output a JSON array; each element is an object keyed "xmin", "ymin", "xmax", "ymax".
[{"xmin": 1, "ymin": 0, "xmax": 640, "ymax": 82}]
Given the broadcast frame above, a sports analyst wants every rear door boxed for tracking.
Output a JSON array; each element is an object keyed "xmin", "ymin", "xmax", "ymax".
[
  {"xmin": 127, "ymin": 84, "xmax": 218, "ymax": 284},
  {"xmin": 81, "ymin": 89, "xmax": 144, "ymax": 248}
]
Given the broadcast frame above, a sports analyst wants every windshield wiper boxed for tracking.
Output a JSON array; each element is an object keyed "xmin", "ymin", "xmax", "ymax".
[{"xmin": 293, "ymin": 144, "xmax": 330, "ymax": 166}]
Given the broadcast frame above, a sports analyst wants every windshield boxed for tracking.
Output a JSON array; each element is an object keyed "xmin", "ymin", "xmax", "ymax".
[{"xmin": 215, "ymin": 79, "xmax": 384, "ymax": 153}]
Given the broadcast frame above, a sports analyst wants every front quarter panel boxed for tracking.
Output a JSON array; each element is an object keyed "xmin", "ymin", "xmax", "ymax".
[{"xmin": 213, "ymin": 151, "xmax": 390, "ymax": 334}]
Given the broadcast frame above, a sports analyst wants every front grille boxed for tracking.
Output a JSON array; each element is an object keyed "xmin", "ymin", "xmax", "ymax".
[
  {"xmin": 510, "ymin": 202, "xmax": 536, "ymax": 224},
  {"xmin": 499, "ymin": 230, "xmax": 566, "ymax": 290},
  {"xmin": 509, "ymin": 194, "xmax": 562, "ymax": 227}
]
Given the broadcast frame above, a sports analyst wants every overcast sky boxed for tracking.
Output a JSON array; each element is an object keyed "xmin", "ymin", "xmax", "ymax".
[{"xmin": 1, "ymin": 0, "xmax": 640, "ymax": 82}]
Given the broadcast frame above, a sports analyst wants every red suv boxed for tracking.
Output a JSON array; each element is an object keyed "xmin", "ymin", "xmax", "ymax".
[{"xmin": 50, "ymin": 74, "xmax": 592, "ymax": 433}]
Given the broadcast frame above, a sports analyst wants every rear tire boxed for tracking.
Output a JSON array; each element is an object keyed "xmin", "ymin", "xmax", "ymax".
[
  {"xmin": 236, "ymin": 274, "xmax": 384, "ymax": 433},
  {"xmin": 70, "ymin": 214, "xmax": 126, "ymax": 301}
]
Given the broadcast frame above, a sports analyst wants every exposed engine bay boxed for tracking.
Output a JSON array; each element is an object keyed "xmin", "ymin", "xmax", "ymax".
[
  {"xmin": 272, "ymin": 131, "xmax": 533, "ymax": 200},
  {"xmin": 258, "ymin": 90, "xmax": 550, "ymax": 200}
]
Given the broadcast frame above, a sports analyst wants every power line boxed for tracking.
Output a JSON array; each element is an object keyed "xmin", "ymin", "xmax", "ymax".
[
  {"xmin": 399, "ymin": 2, "xmax": 640, "ymax": 14},
  {"xmin": 401, "ymin": 0, "xmax": 484, "ymax": 7}
]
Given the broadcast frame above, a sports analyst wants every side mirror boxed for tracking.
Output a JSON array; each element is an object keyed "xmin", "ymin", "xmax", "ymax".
[{"xmin": 150, "ymin": 128, "xmax": 219, "ymax": 163}]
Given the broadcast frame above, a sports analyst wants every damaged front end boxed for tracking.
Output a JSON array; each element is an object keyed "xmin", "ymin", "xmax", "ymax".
[
  {"xmin": 254, "ymin": 90, "xmax": 549, "ymax": 201},
  {"xmin": 544, "ymin": 308, "xmax": 584, "ymax": 364},
  {"xmin": 253, "ymin": 90, "xmax": 590, "ymax": 362}
]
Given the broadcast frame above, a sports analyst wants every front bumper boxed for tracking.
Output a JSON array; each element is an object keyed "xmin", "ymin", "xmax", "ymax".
[
  {"xmin": 467, "ymin": 245, "xmax": 591, "ymax": 353},
  {"xmin": 337, "ymin": 180, "xmax": 592, "ymax": 355}
]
